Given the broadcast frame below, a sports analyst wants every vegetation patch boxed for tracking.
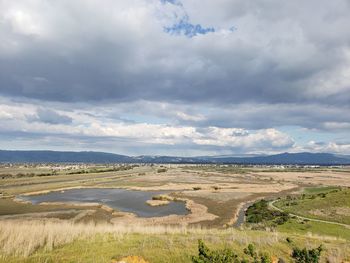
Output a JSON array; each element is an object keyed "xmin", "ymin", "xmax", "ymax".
[
  {"xmin": 146, "ymin": 199, "xmax": 170, "ymax": 206},
  {"xmin": 245, "ymin": 200, "xmax": 289, "ymax": 226},
  {"xmin": 68, "ymin": 165, "xmax": 137, "ymax": 175},
  {"xmin": 157, "ymin": 168, "xmax": 167, "ymax": 173},
  {"xmin": 152, "ymin": 194, "xmax": 173, "ymax": 201},
  {"xmin": 191, "ymin": 240, "xmax": 325, "ymax": 263},
  {"xmin": 303, "ymin": 186, "xmax": 341, "ymax": 195},
  {"xmin": 274, "ymin": 187, "xmax": 350, "ymax": 224},
  {"xmin": 192, "ymin": 240, "xmax": 273, "ymax": 263},
  {"xmin": 291, "ymin": 245, "xmax": 323, "ymax": 263},
  {"xmin": 277, "ymin": 217, "xmax": 350, "ymax": 240}
]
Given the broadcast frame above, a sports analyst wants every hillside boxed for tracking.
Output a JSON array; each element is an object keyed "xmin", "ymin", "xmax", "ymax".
[{"xmin": 0, "ymin": 150, "xmax": 349, "ymax": 164}]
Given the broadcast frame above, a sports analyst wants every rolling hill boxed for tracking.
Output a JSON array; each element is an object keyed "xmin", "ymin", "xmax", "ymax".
[{"xmin": 0, "ymin": 150, "xmax": 349, "ymax": 165}]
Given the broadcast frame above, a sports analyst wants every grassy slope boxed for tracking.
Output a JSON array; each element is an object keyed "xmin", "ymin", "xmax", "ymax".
[
  {"xmin": 274, "ymin": 187, "xmax": 350, "ymax": 225},
  {"xmin": 303, "ymin": 186, "xmax": 341, "ymax": 194},
  {"xmin": 277, "ymin": 219, "xmax": 350, "ymax": 240}
]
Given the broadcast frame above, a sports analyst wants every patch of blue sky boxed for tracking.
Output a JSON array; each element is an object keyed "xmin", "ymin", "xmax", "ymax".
[
  {"xmin": 229, "ymin": 26, "xmax": 237, "ymax": 32},
  {"xmin": 164, "ymin": 18, "xmax": 215, "ymax": 37},
  {"xmin": 160, "ymin": 0, "xmax": 182, "ymax": 6},
  {"xmin": 160, "ymin": 0, "xmax": 215, "ymax": 37}
]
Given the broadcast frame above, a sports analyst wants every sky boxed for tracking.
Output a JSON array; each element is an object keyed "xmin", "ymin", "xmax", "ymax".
[{"xmin": 0, "ymin": 0, "xmax": 349, "ymax": 156}]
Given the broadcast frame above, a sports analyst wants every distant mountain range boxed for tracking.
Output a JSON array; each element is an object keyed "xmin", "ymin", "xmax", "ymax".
[{"xmin": 0, "ymin": 150, "xmax": 350, "ymax": 165}]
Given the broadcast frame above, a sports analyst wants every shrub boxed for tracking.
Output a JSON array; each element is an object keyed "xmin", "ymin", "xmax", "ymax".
[
  {"xmin": 243, "ymin": 244, "xmax": 256, "ymax": 258},
  {"xmin": 274, "ymin": 213, "xmax": 290, "ymax": 225},
  {"xmin": 245, "ymin": 200, "xmax": 289, "ymax": 225},
  {"xmin": 260, "ymin": 254, "xmax": 272, "ymax": 263},
  {"xmin": 191, "ymin": 240, "xmax": 239, "ymax": 263},
  {"xmin": 192, "ymin": 240, "xmax": 274, "ymax": 263},
  {"xmin": 291, "ymin": 245, "xmax": 323, "ymax": 263}
]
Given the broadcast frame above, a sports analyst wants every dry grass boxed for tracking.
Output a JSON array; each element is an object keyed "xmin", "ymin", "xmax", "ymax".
[
  {"xmin": 1, "ymin": 219, "xmax": 347, "ymax": 259},
  {"xmin": 0, "ymin": 219, "xmax": 349, "ymax": 262},
  {"xmin": 0, "ymin": 220, "xmax": 186, "ymax": 257},
  {"xmin": 0, "ymin": 219, "xmax": 285, "ymax": 258}
]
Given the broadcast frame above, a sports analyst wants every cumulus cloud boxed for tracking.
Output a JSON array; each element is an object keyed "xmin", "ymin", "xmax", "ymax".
[
  {"xmin": 0, "ymin": 99, "xmax": 297, "ymax": 155},
  {"xmin": 193, "ymin": 127, "xmax": 294, "ymax": 150},
  {"xmin": 303, "ymin": 141, "xmax": 350, "ymax": 155}
]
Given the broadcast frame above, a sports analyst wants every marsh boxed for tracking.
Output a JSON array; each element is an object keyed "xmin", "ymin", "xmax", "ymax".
[{"xmin": 19, "ymin": 188, "xmax": 189, "ymax": 218}]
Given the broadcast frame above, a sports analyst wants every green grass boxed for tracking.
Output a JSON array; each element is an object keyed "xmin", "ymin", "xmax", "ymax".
[
  {"xmin": 244, "ymin": 188, "xmax": 350, "ymax": 241},
  {"xmin": 277, "ymin": 218, "xmax": 350, "ymax": 240},
  {"xmin": 303, "ymin": 186, "xmax": 341, "ymax": 194},
  {"xmin": 274, "ymin": 188, "xmax": 350, "ymax": 225}
]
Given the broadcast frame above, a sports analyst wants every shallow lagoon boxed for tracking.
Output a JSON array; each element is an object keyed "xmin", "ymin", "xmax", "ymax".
[{"xmin": 19, "ymin": 188, "xmax": 189, "ymax": 218}]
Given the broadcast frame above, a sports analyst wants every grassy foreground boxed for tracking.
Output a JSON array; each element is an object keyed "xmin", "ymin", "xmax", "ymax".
[{"xmin": 0, "ymin": 220, "xmax": 349, "ymax": 263}]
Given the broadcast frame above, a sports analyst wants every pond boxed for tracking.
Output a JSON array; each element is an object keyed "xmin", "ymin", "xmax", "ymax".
[{"xmin": 19, "ymin": 188, "xmax": 189, "ymax": 218}]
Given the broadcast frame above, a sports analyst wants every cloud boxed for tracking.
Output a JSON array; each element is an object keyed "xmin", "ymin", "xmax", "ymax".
[
  {"xmin": 27, "ymin": 108, "xmax": 73, "ymax": 125},
  {"xmin": 0, "ymin": 0, "xmax": 349, "ymax": 105},
  {"xmin": 0, "ymin": 1, "xmax": 349, "ymax": 155},
  {"xmin": 0, "ymin": 97, "xmax": 349, "ymax": 155},
  {"xmin": 0, "ymin": 99, "xmax": 297, "ymax": 155},
  {"xmin": 302, "ymin": 141, "xmax": 350, "ymax": 154},
  {"xmin": 82, "ymin": 100, "xmax": 350, "ymax": 133},
  {"xmin": 193, "ymin": 127, "xmax": 294, "ymax": 150}
]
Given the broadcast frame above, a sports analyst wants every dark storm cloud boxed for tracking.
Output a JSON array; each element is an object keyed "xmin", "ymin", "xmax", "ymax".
[{"xmin": 0, "ymin": 0, "xmax": 349, "ymax": 106}]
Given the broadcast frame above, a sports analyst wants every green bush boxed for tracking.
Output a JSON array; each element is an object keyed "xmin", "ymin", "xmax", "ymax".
[
  {"xmin": 291, "ymin": 245, "xmax": 323, "ymax": 263},
  {"xmin": 192, "ymin": 240, "xmax": 324, "ymax": 263},
  {"xmin": 191, "ymin": 240, "xmax": 239, "ymax": 263},
  {"xmin": 192, "ymin": 240, "xmax": 272, "ymax": 263},
  {"xmin": 243, "ymin": 244, "xmax": 256, "ymax": 258},
  {"xmin": 245, "ymin": 200, "xmax": 289, "ymax": 225}
]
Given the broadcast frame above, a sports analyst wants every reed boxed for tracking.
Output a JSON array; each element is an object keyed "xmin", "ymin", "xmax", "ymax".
[
  {"xmin": 0, "ymin": 220, "xmax": 213, "ymax": 256},
  {"xmin": 0, "ymin": 219, "xmax": 345, "ymax": 258}
]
